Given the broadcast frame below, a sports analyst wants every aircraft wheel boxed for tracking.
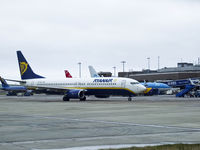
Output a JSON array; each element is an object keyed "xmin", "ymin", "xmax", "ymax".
[
  {"xmin": 80, "ymin": 96, "xmax": 86, "ymax": 101},
  {"xmin": 63, "ymin": 96, "xmax": 70, "ymax": 101},
  {"xmin": 128, "ymin": 97, "xmax": 132, "ymax": 101},
  {"xmin": 24, "ymin": 92, "xmax": 31, "ymax": 96}
]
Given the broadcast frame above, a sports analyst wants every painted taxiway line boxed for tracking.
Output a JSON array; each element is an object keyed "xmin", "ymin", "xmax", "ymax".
[
  {"xmin": 38, "ymin": 116, "xmax": 200, "ymax": 131},
  {"xmin": 32, "ymin": 143, "xmax": 176, "ymax": 150}
]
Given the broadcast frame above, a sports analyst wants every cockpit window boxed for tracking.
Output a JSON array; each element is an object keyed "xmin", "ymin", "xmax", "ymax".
[{"xmin": 130, "ymin": 82, "xmax": 139, "ymax": 85}]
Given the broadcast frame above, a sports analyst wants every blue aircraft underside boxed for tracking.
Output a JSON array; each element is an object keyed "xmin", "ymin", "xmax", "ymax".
[{"xmin": 85, "ymin": 88, "xmax": 136, "ymax": 97}]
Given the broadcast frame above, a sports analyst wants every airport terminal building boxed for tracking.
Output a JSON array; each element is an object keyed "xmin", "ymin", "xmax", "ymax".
[{"xmin": 118, "ymin": 63, "xmax": 200, "ymax": 82}]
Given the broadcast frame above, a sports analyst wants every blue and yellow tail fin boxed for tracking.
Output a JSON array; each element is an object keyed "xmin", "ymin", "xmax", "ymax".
[{"xmin": 17, "ymin": 51, "xmax": 45, "ymax": 80}]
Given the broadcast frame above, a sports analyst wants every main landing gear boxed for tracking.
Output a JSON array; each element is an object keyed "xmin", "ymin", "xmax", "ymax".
[
  {"xmin": 80, "ymin": 96, "xmax": 86, "ymax": 101},
  {"xmin": 128, "ymin": 97, "xmax": 132, "ymax": 101},
  {"xmin": 63, "ymin": 96, "xmax": 69, "ymax": 101},
  {"xmin": 62, "ymin": 96, "xmax": 87, "ymax": 101}
]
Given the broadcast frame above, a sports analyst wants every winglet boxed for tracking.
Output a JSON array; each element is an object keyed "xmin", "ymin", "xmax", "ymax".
[
  {"xmin": 0, "ymin": 76, "xmax": 9, "ymax": 87},
  {"xmin": 88, "ymin": 66, "xmax": 100, "ymax": 78}
]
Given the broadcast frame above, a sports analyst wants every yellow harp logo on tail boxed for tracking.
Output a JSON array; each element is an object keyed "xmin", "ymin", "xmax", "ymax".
[{"xmin": 20, "ymin": 62, "xmax": 28, "ymax": 75}]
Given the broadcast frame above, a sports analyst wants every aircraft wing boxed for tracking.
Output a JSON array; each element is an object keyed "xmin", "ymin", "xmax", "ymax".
[
  {"xmin": 23, "ymin": 84, "xmax": 69, "ymax": 95},
  {"xmin": 4, "ymin": 78, "xmax": 85, "ymax": 95},
  {"xmin": 5, "ymin": 78, "xmax": 26, "ymax": 84},
  {"xmin": 23, "ymin": 84, "xmax": 86, "ymax": 95}
]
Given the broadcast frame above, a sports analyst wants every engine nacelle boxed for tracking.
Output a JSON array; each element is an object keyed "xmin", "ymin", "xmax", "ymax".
[{"xmin": 65, "ymin": 89, "xmax": 85, "ymax": 99}]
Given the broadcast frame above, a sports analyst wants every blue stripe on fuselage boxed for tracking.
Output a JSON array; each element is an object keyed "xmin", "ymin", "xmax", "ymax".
[{"xmin": 85, "ymin": 88, "xmax": 136, "ymax": 97}]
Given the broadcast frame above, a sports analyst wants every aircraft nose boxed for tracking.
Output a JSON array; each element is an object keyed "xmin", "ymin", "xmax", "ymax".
[
  {"xmin": 138, "ymin": 84, "xmax": 146, "ymax": 93},
  {"xmin": 141, "ymin": 85, "xmax": 147, "ymax": 92}
]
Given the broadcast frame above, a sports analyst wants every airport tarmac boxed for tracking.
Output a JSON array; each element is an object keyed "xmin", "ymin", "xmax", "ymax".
[{"xmin": 0, "ymin": 95, "xmax": 200, "ymax": 150}]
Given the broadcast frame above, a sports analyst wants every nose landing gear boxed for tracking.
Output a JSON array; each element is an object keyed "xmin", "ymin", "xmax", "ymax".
[{"xmin": 128, "ymin": 97, "xmax": 132, "ymax": 101}]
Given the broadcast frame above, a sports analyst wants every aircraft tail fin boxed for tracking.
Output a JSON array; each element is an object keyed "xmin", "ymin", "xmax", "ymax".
[
  {"xmin": 88, "ymin": 66, "xmax": 100, "ymax": 78},
  {"xmin": 17, "ymin": 51, "xmax": 45, "ymax": 80},
  {"xmin": 0, "ymin": 76, "xmax": 9, "ymax": 88},
  {"xmin": 64, "ymin": 70, "xmax": 72, "ymax": 78}
]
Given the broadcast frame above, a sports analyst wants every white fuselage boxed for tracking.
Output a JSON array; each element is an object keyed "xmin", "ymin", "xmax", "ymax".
[{"xmin": 23, "ymin": 77, "xmax": 146, "ymax": 96}]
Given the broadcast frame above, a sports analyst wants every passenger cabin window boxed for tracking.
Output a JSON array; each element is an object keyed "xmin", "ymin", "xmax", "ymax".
[{"xmin": 130, "ymin": 82, "xmax": 139, "ymax": 85}]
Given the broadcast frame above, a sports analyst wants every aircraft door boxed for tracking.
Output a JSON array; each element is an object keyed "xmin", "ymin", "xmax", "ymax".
[{"xmin": 121, "ymin": 80, "xmax": 126, "ymax": 88}]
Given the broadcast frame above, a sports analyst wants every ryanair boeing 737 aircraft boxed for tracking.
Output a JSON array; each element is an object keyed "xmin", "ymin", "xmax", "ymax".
[{"xmin": 14, "ymin": 51, "xmax": 146, "ymax": 101}]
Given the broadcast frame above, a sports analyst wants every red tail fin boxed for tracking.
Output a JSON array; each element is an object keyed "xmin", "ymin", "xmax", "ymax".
[{"xmin": 65, "ymin": 70, "xmax": 72, "ymax": 78}]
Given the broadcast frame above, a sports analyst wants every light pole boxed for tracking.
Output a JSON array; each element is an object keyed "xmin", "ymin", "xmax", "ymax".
[
  {"xmin": 158, "ymin": 56, "xmax": 160, "ymax": 70},
  {"xmin": 113, "ymin": 66, "xmax": 116, "ymax": 77},
  {"xmin": 147, "ymin": 57, "xmax": 150, "ymax": 70},
  {"xmin": 121, "ymin": 61, "xmax": 126, "ymax": 72},
  {"xmin": 78, "ymin": 62, "xmax": 81, "ymax": 78}
]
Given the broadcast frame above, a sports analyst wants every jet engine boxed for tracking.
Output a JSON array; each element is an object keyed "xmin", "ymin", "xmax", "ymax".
[{"xmin": 63, "ymin": 89, "xmax": 86, "ymax": 101}]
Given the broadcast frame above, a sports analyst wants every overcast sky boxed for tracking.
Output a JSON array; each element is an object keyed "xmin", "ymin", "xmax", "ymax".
[{"xmin": 0, "ymin": 0, "xmax": 200, "ymax": 79}]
